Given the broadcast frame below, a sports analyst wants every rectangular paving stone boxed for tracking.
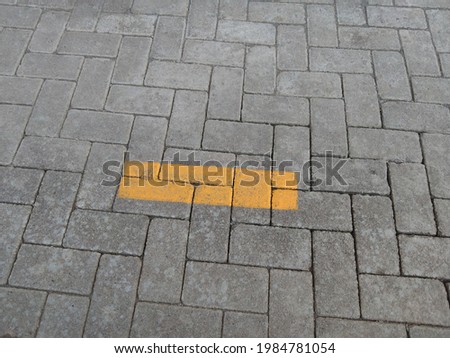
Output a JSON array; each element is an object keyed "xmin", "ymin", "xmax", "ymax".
[
  {"xmin": 112, "ymin": 36, "xmax": 152, "ymax": 85},
  {"xmin": 0, "ymin": 4, "xmax": 41, "ymax": 28},
  {"xmin": 71, "ymin": 58, "xmax": 114, "ymax": 110},
  {"xmin": 400, "ymin": 30, "xmax": 440, "ymax": 76},
  {"xmin": 145, "ymin": 60, "xmax": 211, "ymax": 91},
  {"xmin": 360, "ymin": 275, "xmax": 450, "ymax": 325},
  {"xmin": 114, "ymin": 197, "xmax": 192, "ymax": 220},
  {"xmin": 106, "ymin": 85, "xmax": 174, "ymax": 116},
  {"xmin": 339, "ymin": 26, "xmax": 401, "ymax": 50},
  {"xmin": 353, "ymin": 195, "xmax": 399, "ymax": 275},
  {"xmin": 58, "ymin": 31, "xmax": 121, "ymax": 57},
  {"xmin": 65, "ymin": 209, "xmax": 148, "ymax": 255},
  {"xmin": 67, "ymin": 0, "xmax": 102, "ymax": 31},
  {"xmin": 310, "ymin": 47, "xmax": 372, "ymax": 73},
  {"xmin": 311, "ymin": 98, "xmax": 347, "ymax": 157},
  {"xmin": 18, "ymin": 53, "xmax": 83, "ymax": 80},
  {"xmin": 278, "ymin": 72, "xmax": 342, "ymax": 98},
  {"xmin": 0, "ymin": 203, "xmax": 30, "ymax": 284},
  {"xmin": 373, "ymin": 51, "xmax": 412, "ymax": 100},
  {"xmin": 219, "ymin": 0, "xmax": 248, "ymax": 21},
  {"xmin": 14, "ymin": 136, "xmax": 90, "ymax": 172},
  {"xmin": 344, "ymin": 74, "xmax": 381, "ymax": 127},
  {"xmin": 0, "ymin": 105, "xmax": 31, "ymax": 165},
  {"xmin": 390, "ymin": 163, "xmax": 436, "ymax": 235},
  {"xmin": 349, "ymin": 128, "xmax": 422, "ymax": 162},
  {"xmin": 368, "ymin": 6, "xmax": 427, "ymax": 28},
  {"xmin": 26, "ymin": 80, "xmax": 75, "ymax": 137},
  {"xmin": 208, "ymin": 67, "xmax": 243, "ymax": 121},
  {"xmin": 245, "ymin": 46, "xmax": 276, "ymax": 94},
  {"xmin": 132, "ymin": 0, "xmax": 188, "ymax": 16},
  {"xmin": 248, "ymin": 2, "xmax": 305, "ymax": 24},
  {"xmin": 412, "ymin": 77, "xmax": 450, "ymax": 104},
  {"xmin": 427, "ymin": 9, "xmax": 450, "ymax": 52},
  {"xmin": 277, "ymin": 25, "xmax": 307, "ymax": 71},
  {"xmin": 307, "ymin": 5, "xmax": 338, "ymax": 47},
  {"xmin": 151, "ymin": 16, "xmax": 185, "ymax": 61},
  {"xmin": 0, "ymin": 75, "xmax": 42, "ymax": 105},
  {"xmin": 139, "ymin": 219, "xmax": 188, "ymax": 303},
  {"xmin": 0, "ymin": 167, "xmax": 43, "ymax": 205},
  {"xmin": 336, "ymin": 0, "xmax": 366, "ymax": 25},
  {"xmin": 96, "ymin": 14, "xmax": 156, "ymax": 35},
  {"xmin": 131, "ymin": 303, "xmax": 222, "ymax": 338},
  {"xmin": 18, "ymin": 0, "xmax": 76, "ymax": 9},
  {"xmin": 217, "ymin": 20, "xmax": 276, "ymax": 45},
  {"xmin": 10, "ymin": 244, "xmax": 99, "ymax": 295},
  {"xmin": 203, "ymin": 120, "xmax": 273, "ymax": 155},
  {"xmin": 128, "ymin": 116, "xmax": 167, "ymax": 162},
  {"xmin": 84, "ymin": 255, "xmax": 140, "ymax": 338},
  {"xmin": 422, "ymin": 133, "xmax": 450, "ymax": 198},
  {"xmin": 435, "ymin": 199, "xmax": 450, "ymax": 236},
  {"xmin": 29, "ymin": 11, "xmax": 69, "ymax": 53},
  {"xmin": 183, "ymin": 39, "xmax": 245, "ymax": 67},
  {"xmin": 186, "ymin": 0, "xmax": 218, "ymax": 39},
  {"xmin": 397, "ymin": 0, "xmax": 450, "ymax": 7},
  {"xmin": 0, "ymin": 28, "xmax": 32, "ymax": 75},
  {"xmin": 314, "ymin": 231, "xmax": 360, "ymax": 318},
  {"xmin": 103, "ymin": 0, "xmax": 133, "ymax": 13},
  {"xmin": 316, "ymin": 318, "xmax": 407, "ymax": 338},
  {"xmin": 24, "ymin": 171, "xmax": 80, "ymax": 246},
  {"xmin": 409, "ymin": 326, "xmax": 450, "ymax": 338},
  {"xmin": 183, "ymin": 261, "xmax": 269, "ymax": 313},
  {"xmin": 230, "ymin": 224, "xmax": 311, "ymax": 270},
  {"xmin": 441, "ymin": 53, "xmax": 450, "ymax": 77},
  {"xmin": 269, "ymin": 270, "xmax": 314, "ymax": 338},
  {"xmin": 223, "ymin": 312, "xmax": 267, "ymax": 338}
]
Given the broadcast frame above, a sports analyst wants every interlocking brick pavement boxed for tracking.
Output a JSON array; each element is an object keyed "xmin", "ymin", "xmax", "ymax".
[{"xmin": 0, "ymin": 0, "xmax": 450, "ymax": 338}]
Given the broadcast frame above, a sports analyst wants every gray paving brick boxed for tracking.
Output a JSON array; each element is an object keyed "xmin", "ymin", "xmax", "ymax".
[
  {"xmin": 10, "ymin": 244, "xmax": 99, "ymax": 294},
  {"xmin": 183, "ymin": 39, "xmax": 245, "ymax": 67},
  {"xmin": 71, "ymin": 58, "xmax": 114, "ymax": 110},
  {"xmin": 397, "ymin": 0, "xmax": 450, "ymax": 8},
  {"xmin": 24, "ymin": 171, "xmax": 80, "ymax": 246},
  {"xmin": 0, "ymin": 28, "xmax": 32, "ymax": 75},
  {"xmin": 353, "ymin": 195, "xmax": 399, "ymax": 275},
  {"xmin": 97, "ymin": 13, "xmax": 156, "ymax": 35},
  {"xmin": 427, "ymin": 9, "xmax": 450, "ymax": 52},
  {"xmin": 344, "ymin": 74, "xmax": 381, "ymax": 127},
  {"xmin": 128, "ymin": 116, "xmax": 167, "ymax": 162},
  {"xmin": 316, "ymin": 318, "xmax": 407, "ymax": 338},
  {"xmin": 435, "ymin": 199, "xmax": 450, "ymax": 236},
  {"xmin": 187, "ymin": 0, "xmax": 218, "ymax": 40},
  {"xmin": 139, "ymin": 219, "xmax": 188, "ymax": 303},
  {"xmin": 278, "ymin": 72, "xmax": 342, "ymax": 98},
  {"xmin": 0, "ymin": 167, "xmax": 43, "ymax": 204},
  {"xmin": 183, "ymin": 261, "xmax": 269, "ymax": 313},
  {"xmin": 310, "ymin": 47, "xmax": 372, "ymax": 74},
  {"xmin": 368, "ymin": 6, "xmax": 427, "ymax": 29},
  {"xmin": 114, "ymin": 197, "xmax": 192, "ymax": 220},
  {"xmin": 245, "ymin": 46, "xmax": 276, "ymax": 94},
  {"xmin": 131, "ymin": 303, "xmax": 222, "ymax": 338},
  {"xmin": 132, "ymin": 0, "xmax": 189, "ymax": 16},
  {"xmin": 230, "ymin": 224, "xmax": 311, "ymax": 270},
  {"xmin": 277, "ymin": 25, "xmax": 307, "ymax": 71},
  {"xmin": 0, "ymin": 287, "xmax": 46, "ymax": 338},
  {"xmin": 113, "ymin": 36, "xmax": 151, "ymax": 85},
  {"xmin": 219, "ymin": 0, "xmax": 248, "ymax": 21},
  {"xmin": 67, "ymin": 0, "xmax": 102, "ymax": 31},
  {"xmin": 313, "ymin": 231, "xmax": 360, "ymax": 318},
  {"xmin": 18, "ymin": 53, "xmax": 83, "ymax": 80},
  {"xmin": 409, "ymin": 326, "xmax": 450, "ymax": 338},
  {"xmin": 441, "ymin": 54, "xmax": 450, "ymax": 77},
  {"xmin": 106, "ymin": 85, "xmax": 174, "ymax": 116},
  {"xmin": 412, "ymin": 77, "xmax": 450, "ymax": 104},
  {"xmin": 58, "ymin": 31, "xmax": 121, "ymax": 57},
  {"xmin": 307, "ymin": 5, "xmax": 338, "ymax": 47},
  {"xmin": 349, "ymin": 128, "xmax": 422, "ymax": 162},
  {"xmin": 223, "ymin": 312, "xmax": 267, "ymax": 338},
  {"xmin": 163, "ymin": 147, "xmax": 236, "ymax": 168},
  {"xmin": 203, "ymin": 120, "xmax": 273, "ymax": 155},
  {"xmin": 151, "ymin": 16, "xmax": 185, "ymax": 61},
  {"xmin": 14, "ymin": 136, "xmax": 90, "ymax": 172},
  {"xmin": 26, "ymin": 80, "xmax": 75, "ymax": 137},
  {"xmin": 336, "ymin": 0, "xmax": 366, "ymax": 25},
  {"xmin": 339, "ymin": 26, "xmax": 401, "ymax": 50},
  {"xmin": 217, "ymin": 20, "xmax": 276, "ymax": 45},
  {"xmin": 390, "ymin": 163, "xmax": 436, "ymax": 235},
  {"xmin": 272, "ymin": 191, "xmax": 353, "ymax": 231},
  {"xmin": 29, "ymin": 11, "xmax": 69, "ymax": 53},
  {"xmin": 102, "ymin": 0, "xmax": 133, "ymax": 13},
  {"xmin": 0, "ymin": 75, "xmax": 42, "ymax": 105},
  {"xmin": 0, "ymin": 203, "xmax": 30, "ymax": 284},
  {"xmin": 37, "ymin": 294, "xmax": 89, "ymax": 338},
  {"xmin": 360, "ymin": 275, "xmax": 450, "ymax": 325},
  {"xmin": 18, "ymin": 0, "xmax": 76, "ymax": 9},
  {"xmin": 249, "ymin": 2, "xmax": 305, "ymax": 24},
  {"xmin": 85, "ymin": 255, "xmax": 141, "ymax": 337},
  {"xmin": 400, "ymin": 30, "xmax": 440, "ymax": 76},
  {"xmin": 0, "ymin": 105, "xmax": 31, "ymax": 165},
  {"xmin": 0, "ymin": 4, "xmax": 41, "ymax": 28}
]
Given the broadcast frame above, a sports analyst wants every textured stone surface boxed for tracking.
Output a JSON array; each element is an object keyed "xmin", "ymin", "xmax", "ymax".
[
  {"xmin": 0, "ymin": 105, "xmax": 31, "ymax": 165},
  {"xmin": 223, "ymin": 312, "xmax": 267, "ymax": 338},
  {"xmin": 0, "ymin": 167, "xmax": 43, "ymax": 205},
  {"xmin": 317, "ymin": 318, "xmax": 407, "ymax": 338}
]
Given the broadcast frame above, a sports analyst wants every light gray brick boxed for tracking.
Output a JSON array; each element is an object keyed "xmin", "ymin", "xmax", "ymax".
[
  {"xmin": 61, "ymin": 109, "xmax": 133, "ymax": 144},
  {"xmin": 58, "ymin": 31, "xmax": 121, "ymax": 57},
  {"xmin": 163, "ymin": 147, "xmax": 236, "ymax": 168},
  {"xmin": 24, "ymin": 171, "xmax": 80, "ymax": 245},
  {"xmin": 14, "ymin": 136, "xmax": 90, "ymax": 172},
  {"xmin": 84, "ymin": 255, "xmax": 140, "ymax": 337},
  {"xmin": 397, "ymin": 0, "xmax": 450, "ymax": 7},
  {"xmin": 112, "ymin": 36, "xmax": 152, "ymax": 85},
  {"xmin": 128, "ymin": 116, "xmax": 167, "ymax": 162},
  {"xmin": 435, "ymin": 199, "xmax": 450, "ymax": 236},
  {"xmin": 277, "ymin": 25, "xmax": 307, "ymax": 71},
  {"xmin": 278, "ymin": 72, "xmax": 342, "ymax": 98},
  {"xmin": 71, "ymin": 58, "xmax": 114, "ymax": 110},
  {"xmin": 307, "ymin": 5, "xmax": 338, "ymax": 47},
  {"xmin": 230, "ymin": 224, "xmax": 311, "ymax": 270},
  {"xmin": 412, "ymin": 77, "xmax": 450, "ymax": 104},
  {"xmin": 151, "ymin": 16, "xmax": 185, "ymax": 61},
  {"xmin": 18, "ymin": 53, "xmax": 83, "ymax": 80},
  {"xmin": 114, "ymin": 197, "xmax": 192, "ymax": 220},
  {"xmin": 353, "ymin": 195, "xmax": 399, "ymax": 275},
  {"xmin": 0, "ymin": 167, "xmax": 43, "ymax": 205},
  {"xmin": 10, "ymin": 244, "xmax": 99, "ymax": 294},
  {"xmin": 183, "ymin": 261, "xmax": 269, "ymax": 313},
  {"xmin": 360, "ymin": 275, "xmax": 450, "ymax": 325},
  {"xmin": 368, "ymin": 6, "xmax": 427, "ymax": 29},
  {"xmin": 102, "ymin": 0, "xmax": 133, "ymax": 13},
  {"xmin": 139, "ymin": 219, "xmax": 188, "ymax": 303},
  {"xmin": 203, "ymin": 120, "xmax": 273, "ymax": 155},
  {"xmin": 0, "ymin": 75, "xmax": 42, "ymax": 105},
  {"xmin": 248, "ymin": 2, "xmax": 305, "ymax": 24},
  {"xmin": 29, "ymin": 11, "xmax": 69, "ymax": 53},
  {"xmin": 37, "ymin": 294, "xmax": 89, "ymax": 338},
  {"xmin": 373, "ymin": 51, "xmax": 411, "ymax": 100},
  {"xmin": 26, "ymin": 80, "xmax": 75, "ymax": 137},
  {"xmin": 316, "ymin": 318, "xmax": 407, "ymax": 338},
  {"xmin": 441, "ymin": 54, "xmax": 450, "ymax": 77},
  {"xmin": 219, "ymin": 0, "xmax": 248, "ymax": 20},
  {"xmin": 400, "ymin": 30, "xmax": 440, "ymax": 76},
  {"xmin": 97, "ymin": 13, "xmax": 156, "ymax": 35},
  {"xmin": 269, "ymin": 270, "xmax": 314, "ymax": 338},
  {"xmin": 339, "ymin": 26, "xmax": 401, "ymax": 50},
  {"xmin": 183, "ymin": 39, "xmax": 245, "ymax": 67},
  {"xmin": 0, "ymin": 4, "xmax": 41, "ymax": 28},
  {"xmin": 428, "ymin": 10, "xmax": 450, "ymax": 52},
  {"xmin": 217, "ymin": 20, "xmax": 276, "ymax": 45},
  {"xmin": 0, "ymin": 105, "xmax": 30, "ymax": 165},
  {"xmin": 67, "ymin": 0, "xmax": 102, "ymax": 31},
  {"xmin": 132, "ymin": 0, "xmax": 189, "ymax": 16},
  {"xmin": 0, "ymin": 203, "xmax": 30, "ymax": 284},
  {"xmin": 18, "ymin": 0, "xmax": 76, "ymax": 9},
  {"xmin": 131, "ymin": 303, "xmax": 222, "ymax": 338},
  {"xmin": 422, "ymin": 133, "xmax": 450, "ymax": 199},
  {"xmin": 390, "ymin": 163, "xmax": 436, "ymax": 235},
  {"xmin": 245, "ymin": 46, "xmax": 276, "ymax": 94},
  {"xmin": 0, "ymin": 28, "xmax": 32, "ymax": 75},
  {"xmin": 336, "ymin": 0, "xmax": 366, "ymax": 25},
  {"xmin": 186, "ymin": 0, "xmax": 218, "ymax": 40},
  {"xmin": 409, "ymin": 326, "xmax": 450, "ymax": 338},
  {"xmin": 208, "ymin": 67, "xmax": 243, "ymax": 120},
  {"xmin": 349, "ymin": 128, "xmax": 422, "ymax": 162},
  {"xmin": 106, "ymin": 85, "xmax": 174, "ymax": 116},
  {"xmin": 0, "ymin": 288, "xmax": 46, "ymax": 338},
  {"xmin": 311, "ymin": 47, "xmax": 372, "ymax": 74},
  {"xmin": 223, "ymin": 312, "xmax": 267, "ymax": 338}
]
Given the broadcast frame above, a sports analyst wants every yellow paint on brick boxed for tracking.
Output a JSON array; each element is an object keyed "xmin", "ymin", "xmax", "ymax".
[
  {"xmin": 194, "ymin": 185, "xmax": 233, "ymax": 206},
  {"xmin": 272, "ymin": 189, "xmax": 299, "ymax": 210},
  {"xmin": 233, "ymin": 168, "xmax": 271, "ymax": 209}
]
